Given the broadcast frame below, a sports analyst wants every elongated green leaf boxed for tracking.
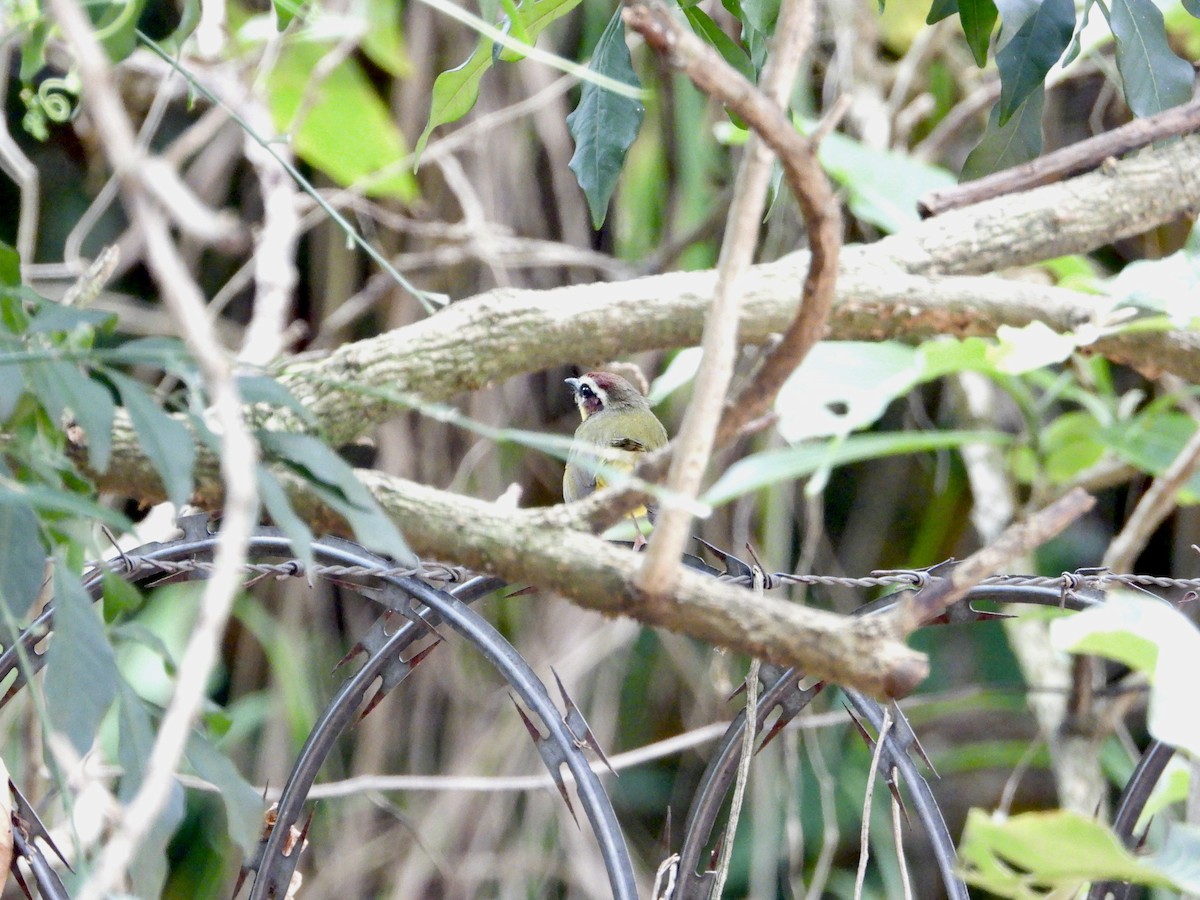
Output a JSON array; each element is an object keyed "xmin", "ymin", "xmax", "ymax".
[
  {"xmin": 414, "ymin": 38, "xmax": 493, "ymax": 163},
  {"xmin": 186, "ymin": 732, "xmax": 264, "ymax": 854},
  {"xmin": 1110, "ymin": 0, "xmax": 1194, "ymax": 117},
  {"xmin": 962, "ymin": 85, "xmax": 1044, "ymax": 179},
  {"xmin": 257, "ymin": 465, "xmax": 315, "ymax": 570},
  {"xmin": 960, "ymin": 0, "xmax": 998, "ymax": 66},
  {"xmin": 110, "ymin": 372, "xmax": 195, "ymax": 507},
  {"xmin": 0, "ymin": 362, "xmax": 20, "ymax": 421},
  {"xmin": 45, "ymin": 559, "xmax": 119, "ymax": 755},
  {"xmin": 415, "ymin": 0, "xmax": 584, "ymax": 163},
  {"xmin": 927, "ymin": 0, "xmax": 958, "ymax": 24},
  {"xmin": 1102, "ymin": 411, "xmax": 1200, "ymax": 500},
  {"xmin": 704, "ymin": 430, "xmax": 1010, "ymax": 506},
  {"xmin": 0, "ymin": 241, "xmax": 19, "ymax": 287},
  {"xmin": 995, "ymin": 0, "xmax": 1074, "ymax": 126},
  {"xmin": 959, "ymin": 809, "xmax": 1179, "ymax": 896},
  {"xmin": 267, "ymin": 40, "xmax": 417, "ymax": 201},
  {"xmin": 27, "ymin": 361, "xmax": 114, "ymax": 471},
  {"xmin": 0, "ymin": 495, "xmax": 45, "ymax": 618},
  {"xmin": 567, "ymin": 8, "xmax": 644, "ymax": 229},
  {"xmin": 259, "ymin": 431, "xmax": 414, "ymax": 564},
  {"xmin": 683, "ymin": 7, "xmax": 755, "ymax": 82},
  {"xmin": 236, "ymin": 374, "xmax": 315, "ymax": 425},
  {"xmin": 116, "ymin": 682, "xmax": 154, "ymax": 799},
  {"xmin": 362, "ymin": 0, "xmax": 412, "ymax": 77}
]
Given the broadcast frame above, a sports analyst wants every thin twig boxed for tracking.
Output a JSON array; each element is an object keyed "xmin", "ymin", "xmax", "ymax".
[
  {"xmin": 920, "ymin": 96, "xmax": 1200, "ymax": 217},
  {"xmin": 890, "ymin": 762, "xmax": 913, "ymax": 900},
  {"xmin": 629, "ymin": 0, "xmax": 829, "ymax": 597},
  {"xmin": 711, "ymin": 568, "xmax": 765, "ymax": 897},
  {"xmin": 889, "ymin": 487, "xmax": 1096, "ymax": 633},
  {"xmin": 855, "ymin": 706, "xmax": 893, "ymax": 899},
  {"xmin": 48, "ymin": 2, "xmax": 260, "ymax": 898}
]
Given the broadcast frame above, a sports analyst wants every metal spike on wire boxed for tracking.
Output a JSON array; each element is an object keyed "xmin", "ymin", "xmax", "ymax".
[{"xmin": 511, "ymin": 694, "xmax": 580, "ymax": 827}]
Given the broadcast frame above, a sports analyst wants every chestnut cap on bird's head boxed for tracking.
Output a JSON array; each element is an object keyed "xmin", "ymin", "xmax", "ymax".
[{"xmin": 565, "ymin": 371, "xmax": 647, "ymax": 420}]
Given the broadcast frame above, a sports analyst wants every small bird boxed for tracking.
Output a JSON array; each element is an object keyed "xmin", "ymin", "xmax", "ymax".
[{"xmin": 563, "ymin": 372, "xmax": 668, "ymax": 538}]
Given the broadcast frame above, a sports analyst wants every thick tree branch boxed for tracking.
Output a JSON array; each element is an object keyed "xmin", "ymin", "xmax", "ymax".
[{"xmin": 84, "ymin": 422, "xmax": 927, "ymax": 699}]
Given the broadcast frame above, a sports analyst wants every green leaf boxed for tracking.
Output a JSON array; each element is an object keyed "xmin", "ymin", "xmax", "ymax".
[
  {"xmin": 116, "ymin": 682, "xmax": 155, "ymax": 799},
  {"xmin": 995, "ymin": 0, "xmax": 1074, "ymax": 126},
  {"xmin": 257, "ymin": 465, "xmax": 315, "ymax": 571},
  {"xmin": 267, "ymin": 40, "xmax": 417, "ymax": 201},
  {"xmin": 927, "ymin": 0, "xmax": 958, "ymax": 24},
  {"xmin": 236, "ymin": 374, "xmax": 315, "ymax": 425},
  {"xmin": 415, "ymin": 0, "xmax": 584, "ymax": 164},
  {"xmin": 740, "ymin": 0, "xmax": 781, "ymax": 33},
  {"xmin": 110, "ymin": 372, "xmax": 195, "ymax": 507},
  {"xmin": 1052, "ymin": 591, "xmax": 1200, "ymax": 759},
  {"xmin": 0, "ymin": 495, "xmax": 46, "ymax": 618},
  {"xmin": 704, "ymin": 430, "xmax": 1009, "ymax": 506},
  {"xmin": 0, "ymin": 360, "xmax": 22, "ymax": 422},
  {"xmin": 361, "ymin": 0, "xmax": 412, "ymax": 77},
  {"xmin": 1040, "ymin": 410, "xmax": 1106, "ymax": 483},
  {"xmin": 102, "ymin": 570, "xmax": 145, "ymax": 620},
  {"xmin": 26, "ymin": 302, "xmax": 115, "ymax": 335},
  {"xmin": 92, "ymin": 0, "xmax": 148, "ymax": 62},
  {"xmin": 1110, "ymin": 0, "xmax": 1195, "ymax": 117},
  {"xmin": 817, "ymin": 131, "xmax": 956, "ymax": 232},
  {"xmin": 1185, "ymin": 0, "xmax": 1200, "ymax": 16},
  {"xmin": 1101, "ymin": 411, "xmax": 1200, "ymax": 501},
  {"xmin": 962, "ymin": 85, "xmax": 1044, "ymax": 179},
  {"xmin": 960, "ymin": 0, "xmax": 998, "ymax": 66},
  {"xmin": 413, "ymin": 38, "xmax": 493, "ymax": 163},
  {"xmin": 0, "ymin": 241, "xmax": 19, "ymax": 287},
  {"xmin": 959, "ymin": 808, "xmax": 1177, "ymax": 896},
  {"xmin": 272, "ymin": 0, "xmax": 299, "ymax": 30},
  {"xmin": 774, "ymin": 342, "xmax": 924, "ymax": 442},
  {"xmin": 27, "ymin": 361, "xmax": 115, "ymax": 471},
  {"xmin": 45, "ymin": 559, "xmax": 119, "ymax": 755},
  {"xmin": 259, "ymin": 431, "xmax": 414, "ymax": 564},
  {"xmin": 567, "ymin": 8, "xmax": 645, "ymax": 229},
  {"xmin": 683, "ymin": 7, "xmax": 755, "ymax": 82},
  {"xmin": 186, "ymin": 732, "xmax": 264, "ymax": 854}
]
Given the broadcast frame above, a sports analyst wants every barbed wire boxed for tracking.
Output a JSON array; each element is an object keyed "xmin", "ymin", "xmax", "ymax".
[{"xmin": 87, "ymin": 553, "xmax": 1200, "ymax": 595}]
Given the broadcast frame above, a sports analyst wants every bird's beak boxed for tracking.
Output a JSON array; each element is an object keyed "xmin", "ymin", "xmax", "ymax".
[{"xmin": 564, "ymin": 377, "xmax": 581, "ymax": 395}]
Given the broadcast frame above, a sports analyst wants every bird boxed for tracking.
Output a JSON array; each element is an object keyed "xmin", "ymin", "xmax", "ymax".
[{"xmin": 563, "ymin": 372, "xmax": 668, "ymax": 541}]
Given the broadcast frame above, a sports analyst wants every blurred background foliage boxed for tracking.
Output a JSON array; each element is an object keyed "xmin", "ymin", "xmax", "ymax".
[{"xmin": 3, "ymin": 0, "xmax": 1200, "ymax": 895}]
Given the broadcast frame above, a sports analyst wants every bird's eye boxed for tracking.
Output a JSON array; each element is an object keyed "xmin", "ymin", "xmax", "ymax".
[{"xmin": 580, "ymin": 385, "xmax": 594, "ymax": 398}]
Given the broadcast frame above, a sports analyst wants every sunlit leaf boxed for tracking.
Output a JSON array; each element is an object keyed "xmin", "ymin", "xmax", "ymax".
[
  {"xmin": 361, "ymin": 0, "xmax": 412, "ymax": 77},
  {"xmin": 568, "ymin": 8, "xmax": 644, "ymax": 229},
  {"xmin": 45, "ymin": 559, "xmax": 119, "ymax": 755},
  {"xmin": 1110, "ymin": 0, "xmax": 1195, "ymax": 117},
  {"xmin": 817, "ymin": 131, "xmax": 956, "ymax": 232},
  {"xmin": 267, "ymin": 40, "xmax": 417, "ymax": 201},
  {"xmin": 959, "ymin": 808, "xmax": 1178, "ymax": 896},
  {"xmin": 1052, "ymin": 591, "xmax": 1200, "ymax": 759},
  {"xmin": 995, "ymin": 0, "xmax": 1073, "ymax": 126},
  {"xmin": 704, "ymin": 430, "xmax": 1009, "ymax": 506}
]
